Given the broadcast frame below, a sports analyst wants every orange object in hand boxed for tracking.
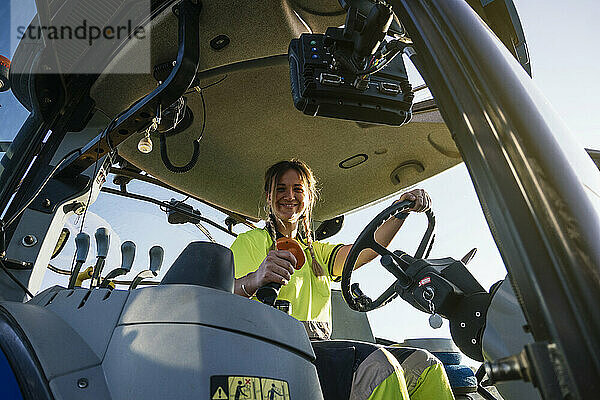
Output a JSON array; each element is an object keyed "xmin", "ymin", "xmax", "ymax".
[{"xmin": 276, "ymin": 237, "xmax": 305, "ymax": 270}]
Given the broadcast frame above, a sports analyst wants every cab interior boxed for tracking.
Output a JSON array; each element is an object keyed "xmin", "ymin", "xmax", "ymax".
[{"xmin": 9, "ymin": 0, "xmax": 480, "ymax": 224}]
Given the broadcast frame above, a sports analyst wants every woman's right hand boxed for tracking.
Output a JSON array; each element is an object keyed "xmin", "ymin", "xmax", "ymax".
[{"xmin": 253, "ymin": 250, "xmax": 297, "ymax": 288}]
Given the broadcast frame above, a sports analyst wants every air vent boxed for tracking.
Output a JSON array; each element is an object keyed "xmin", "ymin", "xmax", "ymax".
[{"xmin": 390, "ymin": 161, "xmax": 424, "ymax": 185}]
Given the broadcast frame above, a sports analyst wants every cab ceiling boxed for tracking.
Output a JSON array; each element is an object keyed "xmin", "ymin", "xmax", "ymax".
[{"xmin": 90, "ymin": 0, "xmax": 461, "ymax": 221}]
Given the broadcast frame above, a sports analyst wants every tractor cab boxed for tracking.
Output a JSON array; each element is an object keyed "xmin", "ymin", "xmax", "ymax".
[{"xmin": 0, "ymin": 0, "xmax": 599, "ymax": 399}]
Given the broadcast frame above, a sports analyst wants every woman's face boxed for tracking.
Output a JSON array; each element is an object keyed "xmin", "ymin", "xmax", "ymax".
[{"xmin": 268, "ymin": 168, "xmax": 309, "ymax": 224}]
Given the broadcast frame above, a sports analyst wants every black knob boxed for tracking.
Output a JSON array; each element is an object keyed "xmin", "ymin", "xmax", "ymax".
[{"xmin": 256, "ymin": 282, "xmax": 282, "ymax": 306}]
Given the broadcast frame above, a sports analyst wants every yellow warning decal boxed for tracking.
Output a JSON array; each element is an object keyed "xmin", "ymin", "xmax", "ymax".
[
  {"xmin": 261, "ymin": 378, "xmax": 290, "ymax": 400},
  {"xmin": 210, "ymin": 376, "xmax": 290, "ymax": 400},
  {"xmin": 212, "ymin": 386, "xmax": 227, "ymax": 399},
  {"xmin": 229, "ymin": 376, "xmax": 261, "ymax": 400}
]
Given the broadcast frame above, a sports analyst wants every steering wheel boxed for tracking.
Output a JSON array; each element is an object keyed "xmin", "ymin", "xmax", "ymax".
[{"xmin": 341, "ymin": 200, "xmax": 435, "ymax": 312}]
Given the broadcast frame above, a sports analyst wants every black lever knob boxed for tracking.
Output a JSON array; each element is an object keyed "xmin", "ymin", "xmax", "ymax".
[
  {"xmin": 256, "ymin": 282, "xmax": 281, "ymax": 306},
  {"xmin": 149, "ymin": 245, "xmax": 164, "ymax": 274},
  {"xmin": 75, "ymin": 232, "xmax": 90, "ymax": 263},
  {"xmin": 120, "ymin": 241, "xmax": 136, "ymax": 272}
]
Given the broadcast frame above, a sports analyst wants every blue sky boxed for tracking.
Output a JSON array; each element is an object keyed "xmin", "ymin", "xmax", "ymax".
[
  {"xmin": 516, "ymin": 0, "xmax": 599, "ymax": 149},
  {"xmin": 0, "ymin": 0, "xmax": 598, "ymax": 361}
]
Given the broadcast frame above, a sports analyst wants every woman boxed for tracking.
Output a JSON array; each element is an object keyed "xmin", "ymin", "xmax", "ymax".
[{"xmin": 231, "ymin": 159, "xmax": 453, "ymax": 400}]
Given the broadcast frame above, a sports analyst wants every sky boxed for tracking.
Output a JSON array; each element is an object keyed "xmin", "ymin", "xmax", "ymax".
[{"xmin": 0, "ymin": 0, "xmax": 599, "ymax": 364}]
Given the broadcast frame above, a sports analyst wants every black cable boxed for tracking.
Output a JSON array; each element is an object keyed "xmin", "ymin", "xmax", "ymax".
[
  {"xmin": 424, "ymin": 233, "xmax": 435, "ymax": 259},
  {"xmin": 109, "ymin": 168, "xmax": 258, "ymax": 228},
  {"xmin": 198, "ymin": 89, "xmax": 207, "ymax": 141},
  {"xmin": 159, "ymin": 196, "xmax": 189, "ymax": 212},
  {"xmin": 158, "ymin": 97, "xmax": 186, "ymax": 135},
  {"xmin": 333, "ymin": 50, "xmax": 359, "ymax": 75},
  {"xmin": 100, "ymin": 186, "xmax": 237, "ymax": 237},
  {"xmin": 0, "ymin": 259, "xmax": 34, "ymax": 298},
  {"xmin": 184, "ymin": 74, "xmax": 228, "ymax": 95},
  {"xmin": 158, "ymin": 132, "xmax": 200, "ymax": 174},
  {"xmin": 201, "ymin": 75, "xmax": 227, "ymax": 90},
  {"xmin": 158, "ymin": 88, "xmax": 206, "ymax": 174},
  {"xmin": 47, "ymin": 264, "xmax": 71, "ymax": 275},
  {"xmin": 95, "ymin": 107, "xmax": 110, "ymax": 120},
  {"xmin": 334, "ymin": 42, "xmax": 403, "ymax": 77},
  {"xmin": 68, "ymin": 139, "xmax": 102, "ymax": 276},
  {"xmin": 186, "ymin": 75, "xmax": 223, "ymax": 143},
  {"xmin": 158, "ymin": 74, "xmax": 224, "ymax": 174},
  {"xmin": 358, "ymin": 48, "xmax": 403, "ymax": 76}
]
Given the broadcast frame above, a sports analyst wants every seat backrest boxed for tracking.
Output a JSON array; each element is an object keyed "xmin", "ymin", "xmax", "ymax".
[{"xmin": 160, "ymin": 242, "xmax": 234, "ymax": 293}]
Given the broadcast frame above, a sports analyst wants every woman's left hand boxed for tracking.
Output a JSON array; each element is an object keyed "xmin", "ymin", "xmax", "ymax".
[
  {"xmin": 397, "ymin": 188, "xmax": 431, "ymax": 212},
  {"xmin": 338, "ymin": 188, "xmax": 432, "ymax": 273}
]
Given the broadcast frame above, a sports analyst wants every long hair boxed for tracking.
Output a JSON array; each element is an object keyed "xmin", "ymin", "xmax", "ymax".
[{"xmin": 264, "ymin": 159, "xmax": 324, "ymax": 276}]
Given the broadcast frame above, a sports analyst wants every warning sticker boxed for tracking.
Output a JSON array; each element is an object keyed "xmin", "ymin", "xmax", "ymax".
[
  {"xmin": 418, "ymin": 277, "xmax": 431, "ymax": 287},
  {"xmin": 261, "ymin": 378, "xmax": 290, "ymax": 400},
  {"xmin": 212, "ymin": 386, "xmax": 228, "ymax": 399},
  {"xmin": 229, "ymin": 376, "xmax": 262, "ymax": 400},
  {"xmin": 210, "ymin": 376, "xmax": 290, "ymax": 400}
]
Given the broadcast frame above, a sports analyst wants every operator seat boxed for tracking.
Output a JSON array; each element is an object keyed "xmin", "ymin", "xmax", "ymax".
[{"xmin": 160, "ymin": 242, "xmax": 234, "ymax": 293}]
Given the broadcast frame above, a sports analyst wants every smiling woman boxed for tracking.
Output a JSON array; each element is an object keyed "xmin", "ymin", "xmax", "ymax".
[
  {"xmin": 272, "ymin": 171, "xmax": 308, "ymax": 223},
  {"xmin": 230, "ymin": 158, "xmax": 453, "ymax": 400},
  {"xmin": 264, "ymin": 160, "xmax": 324, "ymax": 276},
  {"xmin": 267, "ymin": 161, "xmax": 313, "ymax": 236},
  {"xmin": 0, "ymin": 0, "xmax": 599, "ymax": 399},
  {"xmin": 232, "ymin": 158, "xmax": 431, "ymax": 310}
]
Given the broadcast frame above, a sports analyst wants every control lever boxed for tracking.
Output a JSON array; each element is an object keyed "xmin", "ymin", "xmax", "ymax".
[
  {"xmin": 129, "ymin": 245, "xmax": 163, "ymax": 290},
  {"xmin": 149, "ymin": 245, "xmax": 164, "ymax": 274},
  {"xmin": 68, "ymin": 232, "xmax": 90, "ymax": 289},
  {"xmin": 256, "ymin": 238, "xmax": 304, "ymax": 306},
  {"xmin": 255, "ymin": 282, "xmax": 281, "ymax": 306},
  {"xmin": 100, "ymin": 241, "xmax": 136, "ymax": 288},
  {"xmin": 460, "ymin": 248, "xmax": 478, "ymax": 265},
  {"xmin": 74, "ymin": 266, "xmax": 94, "ymax": 287},
  {"xmin": 351, "ymin": 283, "xmax": 372, "ymax": 308},
  {"xmin": 91, "ymin": 227, "xmax": 110, "ymax": 287},
  {"xmin": 382, "ymin": 254, "xmax": 412, "ymax": 289}
]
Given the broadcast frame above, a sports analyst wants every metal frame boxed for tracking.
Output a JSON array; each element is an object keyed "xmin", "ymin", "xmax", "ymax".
[
  {"xmin": 0, "ymin": 0, "xmax": 202, "ymax": 301},
  {"xmin": 391, "ymin": 0, "xmax": 600, "ymax": 396}
]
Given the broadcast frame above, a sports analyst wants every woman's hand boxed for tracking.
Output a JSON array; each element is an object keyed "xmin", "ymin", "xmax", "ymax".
[
  {"xmin": 396, "ymin": 188, "xmax": 431, "ymax": 213},
  {"xmin": 252, "ymin": 250, "xmax": 297, "ymax": 288}
]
